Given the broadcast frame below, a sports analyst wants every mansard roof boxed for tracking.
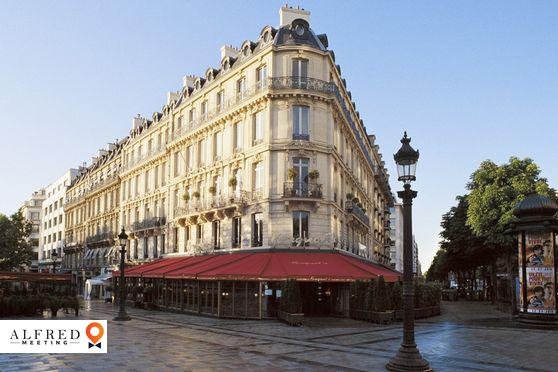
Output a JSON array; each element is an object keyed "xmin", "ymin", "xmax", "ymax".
[{"xmin": 273, "ymin": 18, "xmax": 327, "ymax": 51}]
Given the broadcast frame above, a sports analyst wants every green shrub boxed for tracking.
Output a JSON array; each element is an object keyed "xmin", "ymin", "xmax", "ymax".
[
  {"xmin": 375, "ymin": 276, "xmax": 388, "ymax": 312},
  {"xmin": 391, "ymin": 281, "xmax": 402, "ymax": 310},
  {"xmin": 364, "ymin": 279, "xmax": 376, "ymax": 311},
  {"xmin": 47, "ymin": 296, "xmax": 65, "ymax": 318},
  {"xmin": 280, "ymin": 279, "xmax": 302, "ymax": 314},
  {"xmin": 350, "ymin": 280, "xmax": 367, "ymax": 310}
]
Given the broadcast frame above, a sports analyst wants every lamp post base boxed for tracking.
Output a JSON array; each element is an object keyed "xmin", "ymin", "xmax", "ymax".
[
  {"xmin": 113, "ymin": 313, "xmax": 131, "ymax": 321},
  {"xmin": 386, "ymin": 343, "xmax": 432, "ymax": 372}
]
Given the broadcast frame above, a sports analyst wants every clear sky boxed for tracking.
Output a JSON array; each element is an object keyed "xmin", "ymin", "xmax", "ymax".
[{"xmin": 1, "ymin": 1, "xmax": 557, "ymax": 271}]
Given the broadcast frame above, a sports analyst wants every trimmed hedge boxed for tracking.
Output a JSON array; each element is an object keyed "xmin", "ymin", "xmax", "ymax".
[
  {"xmin": 351, "ymin": 278, "xmax": 441, "ymax": 312},
  {"xmin": 280, "ymin": 279, "xmax": 302, "ymax": 314},
  {"xmin": 0, "ymin": 295, "xmax": 81, "ymax": 318}
]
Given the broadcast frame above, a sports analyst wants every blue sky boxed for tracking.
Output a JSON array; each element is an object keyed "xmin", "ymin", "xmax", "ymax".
[{"xmin": 1, "ymin": 1, "xmax": 557, "ymax": 271}]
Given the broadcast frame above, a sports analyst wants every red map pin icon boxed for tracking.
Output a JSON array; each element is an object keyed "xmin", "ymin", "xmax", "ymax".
[{"xmin": 86, "ymin": 322, "xmax": 104, "ymax": 345}]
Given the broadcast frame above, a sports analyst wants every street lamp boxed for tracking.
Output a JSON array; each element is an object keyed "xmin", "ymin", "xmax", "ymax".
[
  {"xmin": 114, "ymin": 227, "xmax": 131, "ymax": 321},
  {"xmin": 386, "ymin": 132, "xmax": 431, "ymax": 371},
  {"xmin": 51, "ymin": 251, "xmax": 58, "ymax": 274}
]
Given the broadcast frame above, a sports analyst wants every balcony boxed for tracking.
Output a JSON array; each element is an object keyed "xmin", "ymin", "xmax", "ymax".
[
  {"xmin": 174, "ymin": 192, "xmax": 250, "ymax": 224},
  {"xmin": 172, "ymin": 80, "xmax": 269, "ymax": 144},
  {"xmin": 292, "ymin": 133, "xmax": 310, "ymax": 141},
  {"xmin": 346, "ymin": 200, "xmax": 370, "ymax": 227},
  {"xmin": 85, "ymin": 231, "xmax": 115, "ymax": 245},
  {"xmin": 283, "ymin": 182, "xmax": 322, "ymax": 199},
  {"xmin": 123, "ymin": 145, "xmax": 166, "ymax": 172},
  {"xmin": 131, "ymin": 217, "xmax": 166, "ymax": 233},
  {"xmin": 269, "ymin": 76, "xmax": 336, "ymax": 94}
]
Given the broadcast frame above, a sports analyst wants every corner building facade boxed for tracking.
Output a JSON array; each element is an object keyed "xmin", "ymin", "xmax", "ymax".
[
  {"xmin": 119, "ymin": 7, "xmax": 392, "ymax": 262},
  {"xmin": 65, "ymin": 7, "xmax": 394, "ymax": 293}
]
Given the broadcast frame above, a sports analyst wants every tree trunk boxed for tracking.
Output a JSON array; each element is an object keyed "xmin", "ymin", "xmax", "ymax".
[{"xmin": 491, "ymin": 261, "xmax": 497, "ymax": 304}]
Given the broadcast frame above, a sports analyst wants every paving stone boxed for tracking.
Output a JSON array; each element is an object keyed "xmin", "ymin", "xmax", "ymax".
[{"xmin": 1, "ymin": 300, "xmax": 557, "ymax": 371}]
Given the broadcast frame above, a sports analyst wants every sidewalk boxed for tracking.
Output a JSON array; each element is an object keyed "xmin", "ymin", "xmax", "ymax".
[{"xmin": 1, "ymin": 300, "xmax": 556, "ymax": 371}]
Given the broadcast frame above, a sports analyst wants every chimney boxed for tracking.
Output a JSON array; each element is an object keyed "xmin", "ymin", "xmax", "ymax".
[
  {"xmin": 220, "ymin": 45, "xmax": 239, "ymax": 60},
  {"xmin": 132, "ymin": 114, "xmax": 142, "ymax": 131},
  {"xmin": 368, "ymin": 135, "xmax": 376, "ymax": 146},
  {"xmin": 182, "ymin": 75, "xmax": 196, "ymax": 88},
  {"xmin": 279, "ymin": 5, "xmax": 310, "ymax": 26},
  {"xmin": 167, "ymin": 91, "xmax": 179, "ymax": 105},
  {"xmin": 98, "ymin": 149, "xmax": 108, "ymax": 157},
  {"xmin": 91, "ymin": 156, "xmax": 99, "ymax": 164},
  {"xmin": 107, "ymin": 143, "xmax": 117, "ymax": 151}
]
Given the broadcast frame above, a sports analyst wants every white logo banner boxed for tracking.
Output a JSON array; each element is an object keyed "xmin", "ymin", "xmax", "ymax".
[{"xmin": 0, "ymin": 320, "xmax": 107, "ymax": 353}]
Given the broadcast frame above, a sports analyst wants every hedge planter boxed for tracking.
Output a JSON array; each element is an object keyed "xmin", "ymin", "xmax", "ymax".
[
  {"xmin": 350, "ymin": 309, "xmax": 394, "ymax": 324},
  {"xmin": 278, "ymin": 310, "xmax": 304, "ymax": 326},
  {"xmin": 370, "ymin": 311, "xmax": 395, "ymax": 324},
  {"xmin": 394, "ymin": 305, "xmax": 440, "ymax": 321}
]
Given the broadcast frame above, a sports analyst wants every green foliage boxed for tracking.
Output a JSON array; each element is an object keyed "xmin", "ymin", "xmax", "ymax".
[
  {"xmin": 308, "ymin": 170, "xmax": 320, "ymax": 180},
  {"xmin": 280, "ymin": 279, "xmax": 302, "ymax": 314},
  {"xmin": 391, "ymin": 281, "xmax": 403, "ymax": 310},
  {"xmin": 350, "ymin": 280, "xmax": 367, "ymax": 310},
  {"xmin": 375, "ymin": 276, "xmax": 388, "ymax": 312},
  {"xmin": 427, "ymin": 157, "xmax": 556, "ymax": 280},
  {"xmin": 346, "ymin": 193, "xmax": 354, "ymax": 200},
  {"xmin": 427, "ymin": 196, "xmax": 488, "ymax": 280},
  {"xmin": 287, "ymin": 168, "xmax": 298, "ymax": 181},
  {"xmin": 47, "ymin": 296, "xmax": 65, "ymax": 317},
  {"xmin": 466, "ymin": 157, "xmax": 556, "ymax": 253},
  {"xmin": 0, "ymin": 211, "xmax": 33, "ymax": 270},
  {"xmin": 228, "ymin": 177, "xmax": 238, "ymax": 188},
  {"xmin": 364, "ymin": 279, "xmax": 376, "ymax": 311},
  {"xmin": 208, "ymin": 186, "xmax": 217, "ymax": 195}
]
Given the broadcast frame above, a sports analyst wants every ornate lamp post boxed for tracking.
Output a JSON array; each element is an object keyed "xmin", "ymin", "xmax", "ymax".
[
  {"xmin": 387, "ymin": 132, "xmax": 431, "ymax": 372},
  {"xmin": 114, "ymin": 227, "xmax": 131, "ymax": 321},
  {"xmin": 507, "ymin": 193, "xmax": 558, "ymax": 328},
  {"xmin": 51, "ymin": 251, "xmax": 58, "ymax": 273}
]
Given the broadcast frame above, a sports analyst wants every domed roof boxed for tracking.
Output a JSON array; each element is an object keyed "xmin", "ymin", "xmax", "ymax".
[{"xmin": 513, "ymin": 193, "xmax": 558, "ymax": 217}]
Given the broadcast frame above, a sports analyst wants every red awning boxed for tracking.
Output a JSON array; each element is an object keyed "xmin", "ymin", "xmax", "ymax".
[{"xmin": 124, "ymin": 251, "xmax": 401, "ymax": 282}]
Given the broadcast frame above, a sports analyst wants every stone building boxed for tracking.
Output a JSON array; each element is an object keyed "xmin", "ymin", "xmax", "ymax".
[
  {"xmin": 112, "ymin": 6, "xmax": 393, "ymax": 262},
  {"xmin": 38, "ymin": 169, "xmax": 78, "ymax": 272},
  {"xmin": 64, "ymin": 141, "xmax": 126, "ymax": 295},
  {"xmin": 63, "ymin": 6, "xmax": 397, "ymax": 307},
  {"xmin": 19, "ymin": 189, "xmax": 46, "ymax": 272}
]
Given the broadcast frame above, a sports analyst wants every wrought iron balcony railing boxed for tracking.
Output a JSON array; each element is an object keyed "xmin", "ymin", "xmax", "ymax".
[
  {"xmin": 85, "ymin": 231, "xmax": 115, "ymax": 245},
  {"xmin": 346, "ymin": 200, "xmax": 370, "ymax": 227},
  {"xmin": 283, "ymin": 182, "xmax": 323, "ymax": 198},
  {"xmin": 292, "ymin": 133, "xmax": 310, "ymax": 141},
  {"xmin": 269, "ymin": 76, "xmax": 336, "ymax": 94},
  {"xmin": 131, "ymin": 217, "xmax": 166, "ymax": 232},
  {"xmin": 174, "ymin": 192, "xmax": 250, "ymax": 218}
]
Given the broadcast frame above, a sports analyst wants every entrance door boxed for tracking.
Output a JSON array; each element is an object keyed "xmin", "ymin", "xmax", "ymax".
[{"xmin": 300, "ymin": 282, "xmax": 333, "ymax": 316}]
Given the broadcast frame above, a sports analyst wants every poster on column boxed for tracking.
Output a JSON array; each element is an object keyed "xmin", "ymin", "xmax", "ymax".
[{"xmin": 525, "ymin": 232, "xmax": 555, "ymax": 314}]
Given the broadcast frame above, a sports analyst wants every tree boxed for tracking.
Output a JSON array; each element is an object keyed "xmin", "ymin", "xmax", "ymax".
[
  {"xmin": 467, "ymin": 157, "xmax": 556, "ymax": 252},
  {"xmin": 0, "ymin": 211, "xmax": 32, "ymax": 271},
  {"xmin": 426, "ymin": 196, "xmax": 488, "ymax": 287},
  {"xmin": 466, "ymin": 157, "xmax": 556, "ymax": 308}
]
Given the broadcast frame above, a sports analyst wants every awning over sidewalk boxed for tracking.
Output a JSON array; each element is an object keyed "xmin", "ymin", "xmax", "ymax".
[{"xmin": 121, "ymin": 251, "xmax": 401, "ymax": 282}]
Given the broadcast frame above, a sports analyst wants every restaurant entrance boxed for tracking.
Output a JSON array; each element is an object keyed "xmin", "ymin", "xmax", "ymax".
[{"xmin": 300, "ymin": 282, "xmax": 349, "ymax": 317}]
